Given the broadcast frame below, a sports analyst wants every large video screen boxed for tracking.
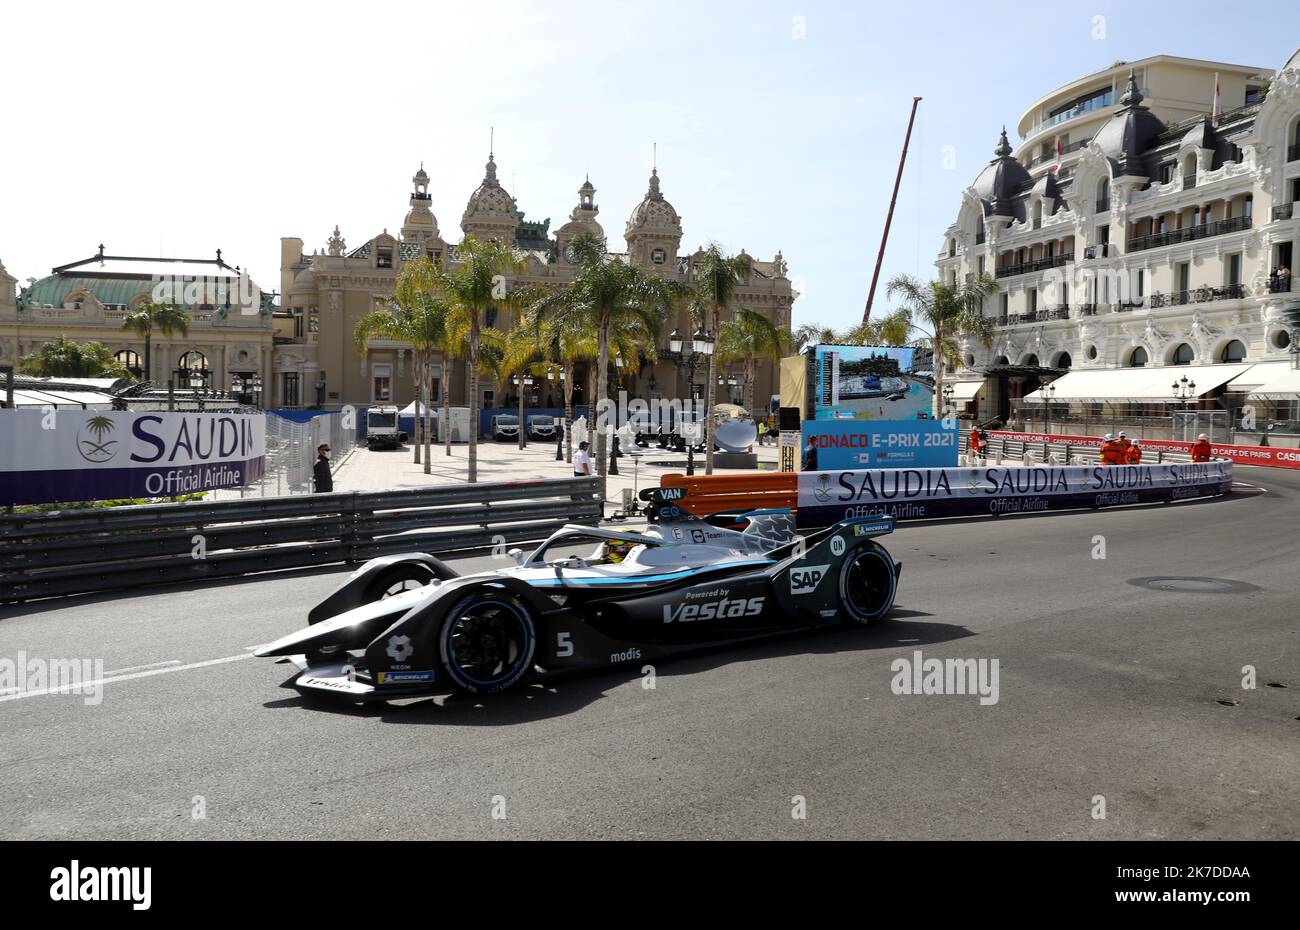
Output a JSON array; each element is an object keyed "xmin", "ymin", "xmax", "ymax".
[{"xmin": 812, "ymin": 345, "xmax": 933, "ymax": 421}]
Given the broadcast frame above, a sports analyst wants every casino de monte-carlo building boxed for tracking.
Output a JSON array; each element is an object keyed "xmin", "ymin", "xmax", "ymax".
[
  {"xmin": 276, "ymin": 156, "xmax": 796, "ymax": 412},
  {"xmin": 937, "ymin": 51, "xmax": 1300, "ymax": 444},
  {"xmin": 0, "ymin": 248, "xmax": 274, "ymax": 403}
]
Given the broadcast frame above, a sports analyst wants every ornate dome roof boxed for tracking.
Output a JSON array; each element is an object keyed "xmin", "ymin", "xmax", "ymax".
[
  {"xmin": 461, "ymin": 154, "xmax": 518, "ymax": 232},
  {"xmin": 1090, "ymin": 73, "xmax": 1165, "ymax": 177},
  {"xmin": 971, "ymin": 128, "xmax": 1032, "ymax": 218},
  {"xmin": 625, "ymin": 168, "xmax": 682, "ymax": 237}
]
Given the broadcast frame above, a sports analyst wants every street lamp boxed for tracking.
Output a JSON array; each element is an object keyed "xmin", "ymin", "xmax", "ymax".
[
  {"xmin": 1172, "ymin": 376, "xmax": 1198, "ymax": 440},
  {"xmin": 512, "ymin": 374, "xmax": 532, "ymax": 449},
  {"xmin": 1044, "ymin": 381, "xmax": 1057, "ymax": 433},
  {"xmin": 664, "ymin": 328, "xmax": 714, "ymax": 475}
]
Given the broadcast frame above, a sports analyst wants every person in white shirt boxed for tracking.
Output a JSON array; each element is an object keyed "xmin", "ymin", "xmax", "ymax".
[{"xmin": 573, "ymin": 440, "xmax": 593, "ymax": 476}]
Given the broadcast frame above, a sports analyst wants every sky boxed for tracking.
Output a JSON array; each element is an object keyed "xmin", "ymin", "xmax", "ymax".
[{"xmin": 2, "ymin": 0, "xmax": 1296, "ymax": 334}]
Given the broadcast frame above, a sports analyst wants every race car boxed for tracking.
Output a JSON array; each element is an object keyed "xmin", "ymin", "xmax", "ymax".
[{"xmin": 254, "ymin": 506, "xmax": 901, "ymax": 702}]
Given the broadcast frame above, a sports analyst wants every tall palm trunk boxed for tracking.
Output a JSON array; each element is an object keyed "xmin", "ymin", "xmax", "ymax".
[
  {"xmin": 932, "ymin": 330, "xmax": 945, "ymax": 419},
  {"xmin": 517, "ymin": 374, "xmax": 525, "ymax": 451},
  {"xmin": 563, "ymin": 364, "xmax": 574, "ymax": 465},
  {"xmin": 468, "ymin": 318, "xmax": 480, "ymax": 483},
  {"xmin": 442, "ymin": 355, "xmax": 452, "ymax": 456},
  {"xmin": 143, "ymin": 331, "xmax": 153, "ymax": 384},
  {"xmin": 412, "ymin": 359, "xmax": 422, "ymax": 464},
  {"xmin": 594, "ymin": 320, "xmax": 612, "ymax": 477},
  {"xmin": 743, "ymin": 356, "xmax": 756, "ymax": 420},
  {"xmin": 422, "ymin": 359, "xmax": 433, "ymax": 473},
  {"xmin": 703, "ymin": 305, "xmax": 719, "ymax": 474},
  {"xmin": 585, "ymin": 360, "xmax": 596, "ymax": 451}
]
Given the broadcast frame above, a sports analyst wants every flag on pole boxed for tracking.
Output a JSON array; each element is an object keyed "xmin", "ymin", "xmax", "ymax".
[
  {"xmin": 1213, "ymin": 72, "xmax": 1223, "ymax": 127},
  {"xmin": 1051, "ymin": 137, "xmax": 1063, "ymax": 174}
]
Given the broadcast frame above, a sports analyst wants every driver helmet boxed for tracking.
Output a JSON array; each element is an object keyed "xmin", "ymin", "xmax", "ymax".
[{"xmin": 602, "ymin": 539, "xmax": 634, "ymax": 564}]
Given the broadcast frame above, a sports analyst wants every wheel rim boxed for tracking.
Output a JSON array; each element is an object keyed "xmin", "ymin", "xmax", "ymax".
[
  {"xmin": 446, "ymin": 601, "xmax": 531, "ymax": 686},
  {"xmin": 842, "ymin": 549, "xmax": 894, "ymax": 620}
]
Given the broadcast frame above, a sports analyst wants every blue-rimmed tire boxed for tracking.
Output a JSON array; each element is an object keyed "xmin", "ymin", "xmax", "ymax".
[
  {"xmin": 438, "ymin": 589, "xmax": 537, "ymax": 694},
  {"xmin": 839, "ymin": 542, "xmax": 897, "ymax": 625}
]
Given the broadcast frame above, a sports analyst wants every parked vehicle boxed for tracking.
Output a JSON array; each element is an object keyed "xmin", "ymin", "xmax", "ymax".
[
  {"xmin": 527, "ymin": 415, "xmax": 557, "ymax": 440},
  {"xmin": 366, "ymin": 405, "xmax": 407, "ymax": 450},
  {"xmin": 491, "ymin": 414, "xmax": 520, "ymax": 442}
]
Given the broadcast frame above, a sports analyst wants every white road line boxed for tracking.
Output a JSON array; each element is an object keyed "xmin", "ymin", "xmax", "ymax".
[
  {"xmin": 0, "ymin": 653, "xmax": 255, "ymax": 703},
  {"xmin": 103, "ymin": 660, "xmax": 182, "ymax": 676}
]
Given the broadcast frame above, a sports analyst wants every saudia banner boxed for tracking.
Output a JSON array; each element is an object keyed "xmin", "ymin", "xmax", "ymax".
[
  {"xmin": 0, "ymin": 410, "xmax": 266, "ymax": 506},
  {"xmin": 796, "ymin": 461, "xmax": 1232, "ymax": 527},
  {"xmin": 991, "ymin": 430, "xmax": 1300, "ymax": 471}
]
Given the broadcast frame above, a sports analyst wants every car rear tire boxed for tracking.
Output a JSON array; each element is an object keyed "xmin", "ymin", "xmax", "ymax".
[
  {"xmin": 438, "ymin": 589, "xmax": 537, "ymax": 695},
  {"xmin": 839, "ymin": 542, "xmax": 897, "ymax": 625},
  {"xmin": 364, "ymin": 563, "xmax": 437, "ymax": 601}
]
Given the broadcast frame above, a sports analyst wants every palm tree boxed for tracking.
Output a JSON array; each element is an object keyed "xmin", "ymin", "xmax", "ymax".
[
  {"xmin": 120, "ymin": 300, "xmax": 189, "ymax": 383},
  {"xmin": 521, "ymin": 310, "xmax": 597, "ymax": 464},
  {"xmin": 794, "ymin": 322, "xmax": 840, "ymax": 353},
  {"xmin": 355, "ymin": 270, "xmax": 452, "ymax": 475},
  {"xmin": 886, "ymin": 274, "xmax": 998, "ymax": 415},
  {"xmin": 530, "ymin": 233, "xmax": 679, "ymax": 476},
  {"xmin": 690, "ymin": 244, "xmax": 751, "ymax": 473},
  {"xmin": 842, "ymin": 308, "xmax": 914, "ymax": 347},
  {"xmin": 18, "ymin": 337, "xmax": 130, "ymax": 379},
  {"xmin": 436, "ymin": 236, "xmax": 529, "ymax": 483},
  {"xmin": 717, "ymin": 309, "xmax": 792, "ymax": 420}
]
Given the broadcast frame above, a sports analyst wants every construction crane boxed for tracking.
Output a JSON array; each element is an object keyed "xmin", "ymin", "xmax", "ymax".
[{"xmin": 863, "ymin": 96, "xmax": 922, "ymax": 323}]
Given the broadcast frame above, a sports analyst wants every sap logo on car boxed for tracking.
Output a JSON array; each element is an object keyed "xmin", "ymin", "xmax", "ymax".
[
  {"xmin": 663, "ymin": 596, "xmax": 764, "ymax": 623},
  {"xmin": 377, "ymin": 670, "xmax": 436, "ymax": 685},
  {"xmin": 790, "ymin": 565, "xmax": 830, "ymax": 595}
]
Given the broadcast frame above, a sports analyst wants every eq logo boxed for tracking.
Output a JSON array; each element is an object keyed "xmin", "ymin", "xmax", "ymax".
[{"xmin": 789, "ymin": 564, "xmax": 830, "ymax": 595}]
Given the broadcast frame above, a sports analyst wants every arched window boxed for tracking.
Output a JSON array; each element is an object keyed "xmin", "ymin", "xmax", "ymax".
[
  {"xmin": 1096, "ymin": 178, "xmax": 1110, "ymax": 212},
  {"xmin": 1054, "ymin": 352, "xmax": 1072, "ymax": 370},
  {"xmin": 177, "ymin": 351, "xmax": 209, "ymax": 389},
  {"xmin": 1220, "ymin": 339, "xmax": 1246, "ymax": 363},
  {"xmin": 114, "ymin": 349, "xmax": 142, "ymax": 378},
  {"xmin": 1128, "ymin": 347, "xmax": 1149, "ymax": 367},
  {"xmin": 1171, "ymin": 343, "xmax": 1195, "ymax": 366},
  {"xmin": 1023, "ymin": 354, "xmax": 1039, "ymax": 367},
  {"xmin": 993, "ymin": 355, "xmax": 1010, "ymax": 367}
]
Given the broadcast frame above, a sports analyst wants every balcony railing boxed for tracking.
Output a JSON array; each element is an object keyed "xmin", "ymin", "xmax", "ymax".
[
  {"xmin": 1127, "ymin": 215, "xmax": 1251, "ymax": 253},
  {"xmin": 1273, "ymin": 203, "xmax": 1294, "ymax": 221},
  {"xmin": 1048, "ymin": 306, "xmax": 1070, "ymax": 320},
  {"xmin": 1148, "ymin": 284, "xmax": 1245, "ymax": 308},
  {"xmin": 995, "ymin": 252, "xmax": 1074, "ymax": 279},
  {"xmin": 1183, "ymin": 174, "xmax": 1197, "ymax": 190},
  {"xmin": 1083, "ymin": 244, "xmax": 1114, "ymax": 259},
  {"xmin": 1269, "ymin": 276, "xmax": 1294, "ymax": 294}
]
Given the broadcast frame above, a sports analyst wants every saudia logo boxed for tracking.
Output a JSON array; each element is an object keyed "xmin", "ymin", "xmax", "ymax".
[
  {"xmin": 662, "ymin": 596, "xmax": 764, "ymax": 623},
  {"xmin": 789, "ymin": 565, "xmax": 830, "ymax": 595},
  {"xmin": 76, "ymin": 416, "xmax": 120, "ymax": 464}
]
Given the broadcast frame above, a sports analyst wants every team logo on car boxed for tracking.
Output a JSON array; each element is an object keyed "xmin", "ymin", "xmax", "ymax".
[
  {"xmin": 386, "ymin": 634, "xmax": 414, "ymax": 662},
  {"xmin": 789, "ymin": 564, "xmax": 830, "ymax": 595}
]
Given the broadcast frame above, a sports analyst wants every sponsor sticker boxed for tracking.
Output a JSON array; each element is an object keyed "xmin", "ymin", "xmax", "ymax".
[
  {"xmin": 377, "ymin": 670, "xmax": 436, "ymax": 685},
  {"xmin": 789, "ymin": 564, "xmax": 830, "ymax": 595}
]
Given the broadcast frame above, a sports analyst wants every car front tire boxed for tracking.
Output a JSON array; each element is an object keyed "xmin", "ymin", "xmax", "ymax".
[
  {"xmin": 838, "ymin": 542, "xmax": 897, "ymax": 625},
  {"xmin": 437, "ymin": 589, "xmax": 537, "ymax": 695}
]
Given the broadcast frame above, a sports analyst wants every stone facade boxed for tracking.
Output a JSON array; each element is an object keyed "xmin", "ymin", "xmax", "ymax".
[
  {"xmin": 278, "ymin": 156, "xmax": 797, "ymax": 413},
  {"xmin": 938, "ymin": 52, "xmax": 1300, "ymax": 432}
]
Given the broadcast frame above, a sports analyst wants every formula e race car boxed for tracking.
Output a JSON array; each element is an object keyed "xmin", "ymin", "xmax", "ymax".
[{"xmin": 254, "ymin": 508, "xmax": 901, "ymax": 702}]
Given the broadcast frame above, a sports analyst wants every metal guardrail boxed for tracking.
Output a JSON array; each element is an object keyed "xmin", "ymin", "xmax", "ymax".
[
  {"xmin": 0, "ymin": 478, "xmax": 604, "ymax": 603},
  {"xmin": 960, "ymin": 434, "xmax": 1195, "ymax": 466}
]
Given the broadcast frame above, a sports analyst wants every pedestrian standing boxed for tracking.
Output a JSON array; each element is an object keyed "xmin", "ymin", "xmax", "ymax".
[
  {"xmin": 313, "ymin": 444, "xmax": 333, "ymax": 493},
  {"xmin": 1190, "ymin": 434, "xmax": 1213, "ymax": 462},
  {"xmin": 1125, "ymin": 440, "xmax": 1143, "ymax": 465},
  {"xmin": 573, "ymin": 440, "xmax": 592, "ymax": 477}
]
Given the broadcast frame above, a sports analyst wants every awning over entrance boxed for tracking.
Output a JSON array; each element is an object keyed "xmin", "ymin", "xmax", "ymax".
[
  {"xmin": 948, "ymin": 381, "xmax": 985, "ymax": 402},
  {"xmin": 1021, "ymin": 364, "xmax": 1255, "ymax": 402},
  {"xmin": 1248, "ymin": 363, "xmax": 1300, "ymax": 398}
]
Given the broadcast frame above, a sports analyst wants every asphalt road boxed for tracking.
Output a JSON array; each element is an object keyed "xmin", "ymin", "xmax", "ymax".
[{"xmin": 1, "ymin": 468, "xmax": 1297, "ymax": 840}]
